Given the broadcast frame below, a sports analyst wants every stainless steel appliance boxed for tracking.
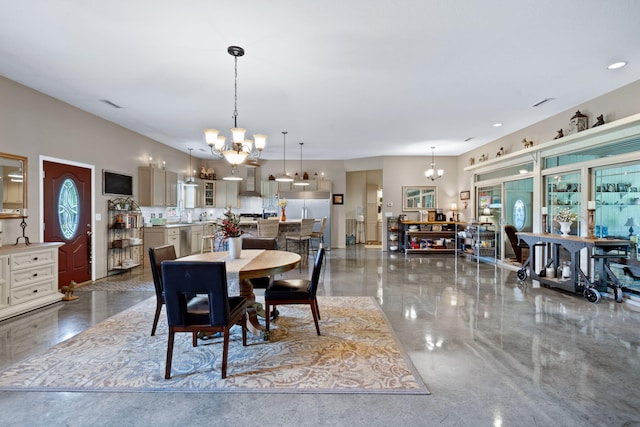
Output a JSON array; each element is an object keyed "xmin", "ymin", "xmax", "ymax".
[{"xmin": 280, "ymin": 191, "xmax": 331, "ymax": 249}]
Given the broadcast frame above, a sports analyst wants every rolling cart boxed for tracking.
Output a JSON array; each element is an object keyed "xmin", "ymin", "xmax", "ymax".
[{"xmin": 516, "ymin": 232, "xmax": 629, "ymax": 303}]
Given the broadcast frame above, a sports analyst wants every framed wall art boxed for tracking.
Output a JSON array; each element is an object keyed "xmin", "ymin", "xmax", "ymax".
[
  {"xmin": 332, "ymin": 194, "xmax": 344, "ymax": 205},
  {"xmin": 460, "ymin": 190, "xmax": 470, "ymax": 200}
]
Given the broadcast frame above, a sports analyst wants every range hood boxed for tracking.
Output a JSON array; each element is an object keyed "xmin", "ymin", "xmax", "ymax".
[{"xmin": 239, "ymin": 165, "xmax": 262, "ymax": 197}]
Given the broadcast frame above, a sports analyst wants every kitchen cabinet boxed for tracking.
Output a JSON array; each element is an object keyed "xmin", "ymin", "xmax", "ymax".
[
  {"xmin": 215, "ymin": 181, "xmax": 239, "ymax": 208},
  {"xmin": 138, "ymin": 167, "xmax": 178, "ymax": 207},
  {"xmin": 143, "ymin": 226, "xmax": 182, "ymax": 267},
  {"xmin": 262, "ymin": 180, "xmax": 279, "ymax": 208},
  {"xmin": 0, "ymin": 243, "xmax": 64, "ymax": 322},
  {"xmin": 2, "ymin": 180, "xmax": 23, "ymax": 204},
  {"xmin": 200, "ymin": 180, "xmax": 216, "ymax": 208}
]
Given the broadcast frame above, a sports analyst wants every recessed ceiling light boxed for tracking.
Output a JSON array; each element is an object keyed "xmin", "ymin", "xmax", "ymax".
[
  {"xmin": 493, "ymin": 123, "xmax": 503, "ymax": 127},
  {"xmin": 607, "ymin": 61, "xmax": 627, "ymax": 70}
]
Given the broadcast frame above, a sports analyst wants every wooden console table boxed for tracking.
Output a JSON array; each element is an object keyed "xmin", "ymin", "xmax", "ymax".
[{"xmin": 516, "ymin": 232, "xmax": 629, "ymax": 299}]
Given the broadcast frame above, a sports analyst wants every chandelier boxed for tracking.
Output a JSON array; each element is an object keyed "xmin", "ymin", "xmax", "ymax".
[
  {"xmin": 275, "ymin": 131, "xmax": 293, "ymax": 182},
  {"xmin": 204, "ymin": 46, "xmax": 266, "ymax": 166},
  {"xmin": 425, "ymin": 146, "xmax": 443, "ymax": 181},
  {"xmin": 184, "ymin": 148, "xmax": 197, "ymax": 187},
  {"xmin": 293, "ymin": 142, "xmax": 309, "ymax": 187}
]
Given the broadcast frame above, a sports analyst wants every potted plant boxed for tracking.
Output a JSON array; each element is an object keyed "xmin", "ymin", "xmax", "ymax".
[
  {"xmin": 554, "ymin": 208, "xmax": 578, "ymax": 236},
  {"xmin": 217, "ymin": 209, "xmax": 243, "ymax": 258}
]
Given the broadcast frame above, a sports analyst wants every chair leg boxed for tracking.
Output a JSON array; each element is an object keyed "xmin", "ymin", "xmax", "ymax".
[
  {"xmin": 242, "ymin": 313, "xmax": 248, "ymax": 346},
  {"xmin": 165, "ymin": 329, "xmax": 175, "ymax": 379},
  {"xmin": 192, "ymin": 331, "xmax": 198, "ymax": 347},
  {"xmin": 314, "ymin": 297, "xmax": 321, "ymax": 320},
  {"xmin": 265, "ymin": 302, "xmax": 271, "ymax": 332},
  {"xmin": 151, "ymin": 301, "xmax": 162, "ymax": 336},
  {"xmin": 310, "ymin": 300, "xmax": 321, "ymax": 335},
  {"xmin": 221, "ymin": 328, "xmax": 229, "ymax": 379}
]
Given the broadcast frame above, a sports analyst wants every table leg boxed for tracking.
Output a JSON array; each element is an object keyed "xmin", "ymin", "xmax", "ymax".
[{"xmin": 239, "ymin": 277, "xmax": 263, "ymax": 337}]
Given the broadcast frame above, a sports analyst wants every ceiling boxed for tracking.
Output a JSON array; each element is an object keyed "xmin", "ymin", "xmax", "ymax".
[{"xmin": 1, "ymin": 1, "xmax": 639, "ymax": 161}]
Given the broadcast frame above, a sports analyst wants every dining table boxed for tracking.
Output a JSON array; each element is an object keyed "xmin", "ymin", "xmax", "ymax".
[{"xmin": 177, "ymin": 249, "xmax": 301, "ymax": 336}]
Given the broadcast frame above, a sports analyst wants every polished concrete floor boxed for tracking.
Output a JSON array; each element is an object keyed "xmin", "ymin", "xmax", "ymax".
[{"xmin": 1, "ymin": 247, "xmax": 640, "ymax": 427}]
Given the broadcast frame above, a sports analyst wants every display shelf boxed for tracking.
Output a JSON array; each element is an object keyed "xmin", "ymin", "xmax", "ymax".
[
  {"xmin": 399, "ymin": 220, "xmax": 459, "ymax": 254},
  {"xmin": 107, "ymin": 197, "xmax": 143, "ymax": 275},
  {"xmin": 459, "ymin": 222, "xmax": 498, "ymax": 261},
  {"xmin": 387, "ymin": 216, "xmax": 399, "ymax": 252}
]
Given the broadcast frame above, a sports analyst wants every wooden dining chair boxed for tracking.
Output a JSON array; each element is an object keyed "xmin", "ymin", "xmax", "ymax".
[
  {"xmin": 161, "ymin": 260, "xmax": 248, "ymax": 379},
  {"xmin": 265, "ymin": 245, "xmax": 325, "ymax": 337},
  {"xmin": 242, "ymin": 237, "xmax": 278, "ymax": 289},
  {"xmin": 147, "ymin": 244, "xmax": 177, "ymax": 336}
]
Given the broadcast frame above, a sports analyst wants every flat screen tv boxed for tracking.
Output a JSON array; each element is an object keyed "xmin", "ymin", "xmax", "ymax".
[{"xmin": 103, "ymin": 170, "xmax": 133, "ymax": 196}]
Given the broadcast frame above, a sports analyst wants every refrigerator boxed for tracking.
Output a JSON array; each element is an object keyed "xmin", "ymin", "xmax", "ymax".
[{"xmin": 281, "ymin": 191, "xmax": 331, "ymax": 249}]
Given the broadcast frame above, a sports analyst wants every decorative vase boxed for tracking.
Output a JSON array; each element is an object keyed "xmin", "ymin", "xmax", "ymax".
[
  {"xmin": 228, "ymin": 236, "xmax": 242, "ymax": 259},
  {"xmin": 559, "ymin": 221, "xmax": 572, "ymax": 237},
  {"xmin": 281, "ymin": 207, "xmax": 286, "ymax": 222}
]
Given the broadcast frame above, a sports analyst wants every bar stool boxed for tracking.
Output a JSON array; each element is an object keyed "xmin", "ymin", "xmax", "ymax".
[
  {"xmin": 285, "ymin": 218, "xmax": 315, "ymax": 271},
  {"xmin": 200, "ymin": 234, "xmax": 216, "ymax": 253},
  {"xmin": 309, "ymin": 216, "xmax": 327, "ymax": 255}
]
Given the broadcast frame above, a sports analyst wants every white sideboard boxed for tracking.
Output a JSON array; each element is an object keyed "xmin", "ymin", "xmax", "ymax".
[{"xmin": 0, "ymin": 242, "xmax": 63, "ymax": 322}]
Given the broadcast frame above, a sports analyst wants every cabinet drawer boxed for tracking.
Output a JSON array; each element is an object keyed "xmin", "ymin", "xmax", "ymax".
[
  {"xmin": 11, "ymin": 249, "xmax": 56, "ymax": 270},
  {"xmin": 11, "ymin": 264, "xmax": 57, "ymax": 287},
  {"xmin": 167, "ymin": 228, "xmax": 180, "ymax": 237},
  {"xmin": 11, "ymin": 280, "xmax": 56, "ymax": 305}
]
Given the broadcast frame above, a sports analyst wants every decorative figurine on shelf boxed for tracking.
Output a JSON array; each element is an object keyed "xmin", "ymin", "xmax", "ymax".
[
  {"xmin": 553, "ymin": 129, "xmax": 564, "ymax": 140},
  {"xmin": 592, "ymin": 114, "xmax": 605, "ymax": 127},
  {"xmin": 469, "ymin": 157, "xmax": 475, "ymax": 165},
  {"xmin": 478, "ymin": 154, "xmax": 488, "ymax": 162},
  {"xmin": 303, "ymin": 171, "xmax": 309, "ymax": 180},
  {"xmin": 570, "ymin": 110, "xmax": 589, "ymax": 132},
  {"xmin": 496, "ymin": 147, "xmax": 505, "ymax": 157},
  {"xmin": 522, "ymin": 138, "xmax": 534, "ymax": 148},
  {"xmin": 268, "ymin": 174, "xmax": 275, "ymax": 180},
  {"xmin": 199, "ymin": 166, "xmax": 207, "ymax": 179}
]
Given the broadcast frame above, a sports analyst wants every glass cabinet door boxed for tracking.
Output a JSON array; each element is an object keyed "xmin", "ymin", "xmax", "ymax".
[
  {"xmin": 546, "ymin": 172, "xmax": 581, "ymax": 235},
  {"xmin": 594, "ymin": 163, "xmax": 640, "ymax": 239}
]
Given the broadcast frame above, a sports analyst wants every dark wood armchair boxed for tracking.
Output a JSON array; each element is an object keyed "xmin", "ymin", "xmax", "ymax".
[
  {"xmin": 161, "ymin": 261, "xmax": 247, "ymax": 379},
  {"xmin": 147, "ymin": 244, "xmax": 177, "ymax": 336},
  {"xmin": 265, "ymin": 246, "xmax": 325, "ymax": 337}
]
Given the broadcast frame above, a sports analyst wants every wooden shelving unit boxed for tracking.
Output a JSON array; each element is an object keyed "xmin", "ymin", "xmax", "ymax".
[{"xmin": 399, "ymin": 220, "xmax": 460, "ymax": 254}]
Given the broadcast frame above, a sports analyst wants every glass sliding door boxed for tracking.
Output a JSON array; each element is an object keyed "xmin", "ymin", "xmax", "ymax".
[
  {"xmin": 504, "ymin": 178, "xmax": 533, "ymax": 265},
  {"xmin": 545, "ymin": 172, "xmax": 581, "ymax": 236},
  {"xmin": 476, "ymin": 185, "xmax": 501, "ymax": 262}
]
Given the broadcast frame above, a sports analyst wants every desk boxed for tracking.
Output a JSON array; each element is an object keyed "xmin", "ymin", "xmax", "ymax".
[
  {"xmin": 517, "ymin": 232, "xmax": 629, "ymax": 299},
  {"xmin": 178, "ymin": 249, "xmax": 301, "ymax": 335}
]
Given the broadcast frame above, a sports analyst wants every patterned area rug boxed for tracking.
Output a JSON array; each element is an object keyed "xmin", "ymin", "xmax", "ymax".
[
  {"xmin": 0, "ymin": 296, "xmax": 429, "ymax": 394},
  {"xmin": 75, "ymin": 277, "xmax": 155, "ymax": 292}
]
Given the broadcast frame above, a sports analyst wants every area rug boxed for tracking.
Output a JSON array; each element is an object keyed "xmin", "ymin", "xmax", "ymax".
[
  {"xmin": 75, "ymin": 277, "xmax": 155, "ymax": 292},
  {"xmin": 0, "ymin": 296, "xmax": 429, "ymax": 394}
]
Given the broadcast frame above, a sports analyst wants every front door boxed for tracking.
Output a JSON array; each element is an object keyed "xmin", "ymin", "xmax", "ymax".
[{"xmin": 43, "ymin": 161, "xmax": 92, "ymax": 287}]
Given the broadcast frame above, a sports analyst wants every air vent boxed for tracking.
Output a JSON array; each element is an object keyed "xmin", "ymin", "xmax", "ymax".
[
  {"xmin": 532, "ymin": 98, "xmax": 554, "ymax": 107},
  {"xmin": 100, "ymin": 99, "xmax": 123, "ymax": 109}
]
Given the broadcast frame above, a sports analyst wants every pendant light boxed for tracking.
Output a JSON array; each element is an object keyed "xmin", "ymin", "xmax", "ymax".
[
  {"xmin": 425, "ymin": 146, "xmax": 444, "ymax": 181},
  {"xmin": 184, "ymin": 149, "xmax": 198, "ymax": 187},
  {"xmin": 204, "ymin": 46, "xmax": 266, "ymax": 166},
  {"xmin": 223, "ymin": 164, "xmax": 243, "ymax": 181},
  {"xmin": 293, "ymin": 142, "xmax": 309, "ymax": 187},
  {"xmin": 275, "ymin": 131, "xmax": 294, "ymax": 182}
]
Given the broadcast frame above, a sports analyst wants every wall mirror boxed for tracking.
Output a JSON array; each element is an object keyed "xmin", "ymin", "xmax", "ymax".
[
  {"xmin": 402, "ymin": 186, "xmax": 437, "ymax": 211},
  {"xmin": 0, "ymin": 152, "xmax": 27, "ymax": 218}
]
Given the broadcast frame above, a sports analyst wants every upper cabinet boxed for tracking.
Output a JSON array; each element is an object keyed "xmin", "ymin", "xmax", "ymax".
[
  {"xmin": 215, "ymin": 181, "xmax": 239, "ymax": 208},
  {"xmin": 138, "ymin": 167, "xmax": 177, "ymax": 207},
  {"xmin": 0, "ymin": 152, "xmax": 27, "ymax": 218}
]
